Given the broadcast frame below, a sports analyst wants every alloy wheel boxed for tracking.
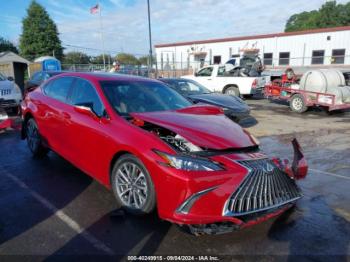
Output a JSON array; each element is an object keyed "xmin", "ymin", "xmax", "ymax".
[{"xmin": 115, "ymin": 162, "xmax": 148, "ymax": 209}]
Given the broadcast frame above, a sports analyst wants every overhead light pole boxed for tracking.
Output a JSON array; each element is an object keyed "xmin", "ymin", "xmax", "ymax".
[{"xmin": 147, "ymin": 0, "xmax": 153, "ymax": 77}]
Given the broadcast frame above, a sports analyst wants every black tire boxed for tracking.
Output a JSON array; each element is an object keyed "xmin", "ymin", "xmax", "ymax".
[
  {"xmin": 111, "ymin": 154, "xmax": 156, "ymax": 215},
  {"xmin": 26, "ymin": 118, "xmax": 49, "ymax": 157},
  {"xmin": 290, "ymin": 94, "xmax": 308, "ymax": 113},
  {"xmin": 224, "ymin": 86, "xmax": 240, "ymax": 97}
]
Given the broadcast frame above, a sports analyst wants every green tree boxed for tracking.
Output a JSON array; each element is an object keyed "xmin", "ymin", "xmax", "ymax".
[
  {"xmin": 63, "ymin": 51, "xmax": 91, "ymax": 64},
  {"xmin": 115, "ymin": 53, "xmax": 140, "ymax": 65},
  {"xmin": 0, "ymin": 37, "xmax": 18, "ymax": 53},
  {"xmin": 285, "ymin": 1, "xmax": 350, "ymax": 32},
  {"xmin": 91, "ymin": 54, "xmax": 113, "ymax": 64},
  {"xmin": 20, "ymin": 0, "xmax": 63, "ymax": 61},
  {"xmin": 138, "ymin": 55, "xmax": 156, "ymax": 66}
]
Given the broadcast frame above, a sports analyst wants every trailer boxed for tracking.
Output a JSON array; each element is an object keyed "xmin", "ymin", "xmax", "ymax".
[{"xmin": 264, "ymin": 68, "xmax": 350, "ymax": 113}]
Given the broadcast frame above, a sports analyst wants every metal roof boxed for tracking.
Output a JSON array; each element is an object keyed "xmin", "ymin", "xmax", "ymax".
[
  {"xmin": 0, "ymin": 51, "xmax": 31, "ymax": 64},
  {"xmin": 155, "ymin": 26, "xmax": 350, "ymax": 48}
]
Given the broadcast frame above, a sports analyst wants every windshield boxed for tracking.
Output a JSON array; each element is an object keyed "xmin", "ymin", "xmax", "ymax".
[
  {"xmin": 100, "ymin": 80, "xmax": 192, "ymax": 115},
  {"xmin": 161, "ymin": 79, "xmax": 211, "ymax": 95}
]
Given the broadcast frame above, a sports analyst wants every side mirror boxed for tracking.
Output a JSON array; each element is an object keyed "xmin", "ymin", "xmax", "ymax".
[
  {"xmin": 74, "ymin": 105, "xmax": 99, "ymax": 120},
  {"xmin": 7, "ymin": 76, "xmax": 14, "ymax": 81}
]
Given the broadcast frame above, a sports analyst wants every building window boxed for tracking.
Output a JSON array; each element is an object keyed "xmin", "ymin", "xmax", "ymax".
[
  {"xmin": 332, "ymin": 49, "xmax": 345, "ymax": 64},
  {"xmin": 213, "ymin": 56, "xmax": 221, "ymax": 64},
  {"xmin": 263, "ymin": 53, "xmax": 273, "ymax": 65},
  {"xmin": 279, "ymin": 52, "xmax": 290, "ymax": 65},
  {"xmin": 312, "ymin": 50, "xmax": 325, "ymax": 65}
]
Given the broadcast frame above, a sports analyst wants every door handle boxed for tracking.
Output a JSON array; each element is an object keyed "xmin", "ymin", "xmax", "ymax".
[{"xmin": 207, "ymin": 79, "xmax": 212, "ymax": 80}]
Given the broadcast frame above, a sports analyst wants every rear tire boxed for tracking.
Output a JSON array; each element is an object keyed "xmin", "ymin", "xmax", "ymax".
[
  {"xmin": 26, "ymin": 118, "xmax": 49, "ymax": 157},
  {"xmin": 290, "ymin": 94, "xmax": 307, "ymax": 113},
  {"xmin": 224, "ymin": 86, "xmax": 240, "ymax": 97},
  {"xmin": 111, "ymin": 154, "xmax": 156, "ymax": 215}
]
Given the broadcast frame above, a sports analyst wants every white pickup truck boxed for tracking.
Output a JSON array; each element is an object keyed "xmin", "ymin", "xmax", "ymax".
[{"xmin": 182, "ymin": 64, "xmax": 268, "ymax": 97}]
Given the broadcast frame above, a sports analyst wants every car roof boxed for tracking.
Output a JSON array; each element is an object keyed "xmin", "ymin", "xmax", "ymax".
[
  {"xmin": 55, "ymin": 72, "xmax": 159, "ymax": 83},
  {"xmin": 159, "ymin": 78, "xmax": 189, "ymax": 81}
]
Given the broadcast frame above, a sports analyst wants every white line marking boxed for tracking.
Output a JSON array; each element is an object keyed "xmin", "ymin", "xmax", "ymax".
[
  {"xmin": 309, "ymin": 168, "xmax": 350, "ymax": 181},
  {"xmin": 2, "ymin": 169, "xmax": 115, "ymax": 256}
]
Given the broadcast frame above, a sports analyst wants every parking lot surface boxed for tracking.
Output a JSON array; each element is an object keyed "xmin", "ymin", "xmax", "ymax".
[{"xmin": 0, "ymin": 99, "xmax": 349, "ymax": 261}]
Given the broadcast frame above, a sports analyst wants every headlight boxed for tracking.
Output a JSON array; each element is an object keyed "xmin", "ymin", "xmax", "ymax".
[
  {"xmin": 154, "ymin": 150, "xmax": 224, "ymax": 171},
  {"xmin": 0, "ymin": 112, "xmax": 8, "ymax": 121}
]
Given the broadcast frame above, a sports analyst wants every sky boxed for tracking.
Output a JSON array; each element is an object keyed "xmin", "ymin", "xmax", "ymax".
[{"xmin": 0, "ymin": 0, "xmax": 348, "ymax": 56}]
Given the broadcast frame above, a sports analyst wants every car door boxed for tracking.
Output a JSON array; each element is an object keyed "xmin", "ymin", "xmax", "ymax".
[
  {"xmin": 215, "ymin": 65, "xmax": 231, "ymax": 92},
  {"xmin": 194, "ymin": 66, "xmax": 214, "ymax": 90},
  {"xmin": 65, "ymin": 78, "xmax": 112, "ymax": 181},
  {"xmin": 38, "ymin": 77, "xmax": 75, "ymax": 155}
]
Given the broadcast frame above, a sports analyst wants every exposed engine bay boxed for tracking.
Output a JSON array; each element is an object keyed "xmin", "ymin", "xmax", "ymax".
[{"xmin": 132, "ymin": 120, "xmax": 203, "ymax": 153}]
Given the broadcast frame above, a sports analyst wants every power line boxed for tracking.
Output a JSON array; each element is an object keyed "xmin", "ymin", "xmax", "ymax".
[{"xmin": 62, "ymin": 43, "xmax": 148, "ymax": 57}]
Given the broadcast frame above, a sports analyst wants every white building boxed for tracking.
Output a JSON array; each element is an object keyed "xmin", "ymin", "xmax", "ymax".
[{"xmin": 155, "ymin": 26, "xmax": 350, "ymax": 72}]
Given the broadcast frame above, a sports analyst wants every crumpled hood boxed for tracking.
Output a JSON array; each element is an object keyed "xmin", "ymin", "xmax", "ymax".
[
  {"xmin": 130, "ymin": 105, "xmax": 257, "ymax": 150},
  {"xmin": 188, "ymin": 93, "xmax": 250, "ymax": 113}
]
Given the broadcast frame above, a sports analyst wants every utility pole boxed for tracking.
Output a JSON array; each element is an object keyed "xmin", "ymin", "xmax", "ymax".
[{"xmin": 147, "ymin": 0, "xmax": 153, "ymax": 77}]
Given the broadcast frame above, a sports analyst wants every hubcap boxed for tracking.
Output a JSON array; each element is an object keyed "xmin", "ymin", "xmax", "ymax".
[
  {"xmin": 292, "ymin": 97, "xmax": 303, "ymax": 110},
  {"xmin": 27, "ymin": 121, "xmax": 40, "ymax": 152},
  {"xmin": 115, "ymin": 162, "xmax": 148, "ymax": 209},
  {"xmin": 226, "ymin": 89, "xmax": 238, "ymax": 96}
]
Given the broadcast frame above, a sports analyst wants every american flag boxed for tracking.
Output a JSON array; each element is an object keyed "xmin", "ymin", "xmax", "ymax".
[{"xmin": 90, "ymin": 4, "xmax": 99, "ymax": 14}]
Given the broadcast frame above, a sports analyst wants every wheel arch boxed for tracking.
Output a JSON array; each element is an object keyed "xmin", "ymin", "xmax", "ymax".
[
  {"xmin": 21, "ymin": 111, "xmax": 34, "ymax": 139},
  {"xmin": 109, "ymin": 150, "xmax": 133, "ymax": 183}
]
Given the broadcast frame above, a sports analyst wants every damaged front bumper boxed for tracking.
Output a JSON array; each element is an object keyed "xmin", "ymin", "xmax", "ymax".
[{"xmin": 157, "ymin": 139, "xmax": 308, "ymax": 235}]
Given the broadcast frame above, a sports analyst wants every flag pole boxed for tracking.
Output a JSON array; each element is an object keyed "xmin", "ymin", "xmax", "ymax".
[
  {"xmin": 98, "ymin": 1, "xmax": 106, "ymax": 71},
  {"xmin": 147, "ymin": 0, "xmax": 153, "ymax": 77}
]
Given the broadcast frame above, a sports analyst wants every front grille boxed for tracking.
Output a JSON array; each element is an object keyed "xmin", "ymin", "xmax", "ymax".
[
  {"xmin": 0, "ymin": 89, "xmax": 11, "ymax": 96},
  {"xmin": 225, "ymin": 159, "xmax": 302, "ymax": 216}
]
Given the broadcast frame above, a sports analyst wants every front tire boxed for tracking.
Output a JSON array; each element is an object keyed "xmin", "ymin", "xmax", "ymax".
[
  {"xmin": 26, "ymin": 118, "xmax": 49, "ymax": 157},
  {"xmin": 290, "ymin": 94, "xmax": 308, "ymax": 113},
  {"xmin": 111, "ymin": 154, "xmax": 156, "ymax": 215}
]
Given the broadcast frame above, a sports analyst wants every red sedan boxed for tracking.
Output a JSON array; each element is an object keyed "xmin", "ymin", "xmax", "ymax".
[{"xmin": 21, "ymin": 73, "xmax": 308, "ymax": 235}]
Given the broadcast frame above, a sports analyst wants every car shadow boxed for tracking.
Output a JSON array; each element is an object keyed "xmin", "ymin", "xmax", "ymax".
[{"xmin": 47, "ymin": 209, "xmax": 171, "ymax": 259}]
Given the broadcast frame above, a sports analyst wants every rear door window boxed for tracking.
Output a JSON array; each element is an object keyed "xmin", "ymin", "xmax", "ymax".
[
  {"xmin": 69, "ymin": 78, "xmax": 105, "ymax": 117},
  {"xmin": 43, "ymin": 77, "xmax": 74, "ymax": 103}
]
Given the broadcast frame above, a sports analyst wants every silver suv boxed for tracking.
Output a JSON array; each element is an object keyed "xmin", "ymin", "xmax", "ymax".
[{"xmin": 0, "ymin": 72, "xmax": 22, "ymax": 114}]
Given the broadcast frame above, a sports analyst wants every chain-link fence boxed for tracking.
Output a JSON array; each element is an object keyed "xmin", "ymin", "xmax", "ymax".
[
  {"xmin": 61, "ymin": 54, "xmax": 350, "ymax": 79},
  {"xmin": 61, "ymin": 63, "xmax": 154, "ymax": 77}
]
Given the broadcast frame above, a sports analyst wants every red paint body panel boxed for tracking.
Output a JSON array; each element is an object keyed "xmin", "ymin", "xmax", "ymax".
[
  {"xmin": 131, "ymin": 108, "xmax": 256, "ymax": 150},
  {"xmin": 21, "ymin": 72, "xmax": 307, "ymax": 230}
]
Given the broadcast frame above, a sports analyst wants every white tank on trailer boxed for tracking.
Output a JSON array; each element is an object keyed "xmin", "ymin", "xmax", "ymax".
[{"xmin": 299, "ymin": 69, "xmax": 350, "ymax": 104}]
